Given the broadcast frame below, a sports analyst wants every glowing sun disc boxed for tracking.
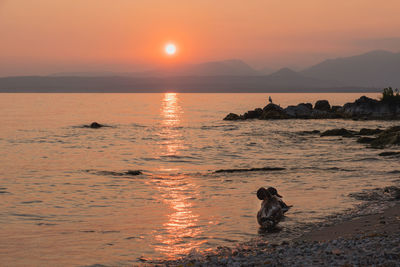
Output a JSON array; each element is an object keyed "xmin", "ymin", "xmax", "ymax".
[{"xmin": 165, "ymin": 43, "xmax": 176, "ymax": 55}]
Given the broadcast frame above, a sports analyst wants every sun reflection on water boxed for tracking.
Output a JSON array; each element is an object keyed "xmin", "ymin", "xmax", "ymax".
[{"xmin": 151, "ymin": 93, "xmax": 204, "ymax": 258}]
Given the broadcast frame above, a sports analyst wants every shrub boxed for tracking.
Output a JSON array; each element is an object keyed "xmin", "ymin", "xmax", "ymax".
[{"xmin": 380, "ymin": 87, "xmax": 400, "ymax": 103}]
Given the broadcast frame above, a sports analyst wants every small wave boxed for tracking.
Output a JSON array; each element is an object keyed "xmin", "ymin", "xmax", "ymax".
[
  {"xmin": 352, "ymin": 157, "xmax": 379, "ymax": 162},
  {"xmin": 0, "ymin": 187, "xmax": 9, "ymax": 194},
  {"xmin": 214, "ymin": 167, "xmax": 285, "ymax": 174}
]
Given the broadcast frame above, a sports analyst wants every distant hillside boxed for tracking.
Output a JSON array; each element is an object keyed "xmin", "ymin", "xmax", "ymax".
[
  {"xmin": 49, "ymin": 59, "xmax": 261, "ymax": 78},
  {"xmin": 301, "ymin": 50, "xmax": 400, "ymax": 87},
  {"xmin": 147, "ymin": 59, "xmax": 261, "ymax": 76},
  {"xmin": 3, "ymin": 50, "xmax": 399, "ymax": 92}
]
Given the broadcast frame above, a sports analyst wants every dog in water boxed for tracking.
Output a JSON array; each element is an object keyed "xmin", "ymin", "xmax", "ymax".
[{"xmin": 256, "ymin": 187, "xmax": 288, "ymax": 229}]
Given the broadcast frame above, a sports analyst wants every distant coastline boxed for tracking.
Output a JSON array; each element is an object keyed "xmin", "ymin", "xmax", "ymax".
[{"xmin": 0, "ymin": 76, "xmax": 378, "ymax": 93}]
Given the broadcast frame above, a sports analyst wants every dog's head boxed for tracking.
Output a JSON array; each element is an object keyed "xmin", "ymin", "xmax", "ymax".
[{"xmin": 257, "ymin": 187, "xmax": 272, "ymax": 200}]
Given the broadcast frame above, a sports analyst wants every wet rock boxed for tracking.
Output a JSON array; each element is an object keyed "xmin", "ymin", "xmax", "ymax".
[
  {"xmin": 331, "ymin": 105, "xmax": 342, "ymax": 112},
  {"xmin": 224, "ymin": 113, "xmax": 241, "ymax": 121},
  {"xmin": 310, "ymin": 109, "xmax": 337, "ymax": 119},
  {"xmin": 358, "ymin": 128, "xmax": 383, "ymax": 135},
  {"xmin": 369, "ymin": 126, "xmax": 400, "ymax": 148},
  {"xmin": 314, "ymin": 100, "xmax": 331, "ymax": 111},
  {"xmin": 284, "ymin": 103, "xmax": 312, "ymax": 118},
  {"xmin": 214, "ymin": 167, "xmax": 285, "ymax": 173},
  {"xmin": 297, "ymin": 130, "xmax": 321, "ymax": 135},
  {"xmin": 378, "ymin": 151, "xmax": 400, "ymax": 157},
  {"xmin": 383, "ymin": 186, "xmax": 400, "ymax": 199},
  {"xmin": 320, "ymin": 128, "xmax": 356, "ymax": 137},
  {"xmin": 243, "ymin": 108, "xmax": 263, "ymax": 119},
  {"xmin": 125, "ymin": 170, "xmax": 142, "ymax": 176},
  {"xmin": 341, "ymin": 96, "xmax": 400, "ymax": 119},
  {"xmin": 83, "ymin": 122, "xmax": 105, "ymax": 128},
  {"xmin": 223, "ymin": 94, "xmax": 400, "ymax": 121},
  {"xmin": 260, "ymin": 104, "xmax": 289, "ymax": 120},
  {"xmin": 357, "ymin": 137, "xmax": 376, "ymax": 143}
]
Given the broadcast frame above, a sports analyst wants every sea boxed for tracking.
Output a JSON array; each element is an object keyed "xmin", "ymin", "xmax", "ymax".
[{"xmin": 0, "ymin": 93, "xmax": 399, "ymax": 266}]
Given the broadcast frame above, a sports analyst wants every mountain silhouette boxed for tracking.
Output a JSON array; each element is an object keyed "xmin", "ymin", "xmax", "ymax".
[
  {"xmin": 1, "ymin": 50, "xmax": 398, "ymax": 92},
  {"xmin": 301, "ymin": 50, "xmax": 400, "ymax": 87}
]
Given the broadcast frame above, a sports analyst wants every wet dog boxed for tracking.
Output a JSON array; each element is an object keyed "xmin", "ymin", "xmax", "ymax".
[{"xmin": 256, "ymin": 187, "xmax": 284, "ymax": 229}]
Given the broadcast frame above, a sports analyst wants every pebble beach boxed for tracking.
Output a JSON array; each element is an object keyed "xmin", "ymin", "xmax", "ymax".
[{"xmin": 149, "ymin": 187, "xmax": 400, "ymax": 267}]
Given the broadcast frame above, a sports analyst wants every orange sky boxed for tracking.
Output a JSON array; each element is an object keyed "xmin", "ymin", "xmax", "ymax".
[{"xmin": 1, "ymin": 0, "xmax": 400, "ymax": 75}]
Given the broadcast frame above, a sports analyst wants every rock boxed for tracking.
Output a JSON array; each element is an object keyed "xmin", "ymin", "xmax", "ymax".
[
  {"xmin": 370, "ymin": 126, "xmax": 400, "ymax": 148},
  {"xmin": 284, "ymin": 103, "xmax": 312, "ymax": 118},
  {"xmin": 222, "ymin": 94, "xmax": 400, "ymax": 121},
  {"xmin": 358, "ymin": 128, "xmax": 383, "ymax": 135},
  {"xmin": 314, "ymin": 100, "xmax": 331, "ymax": 111},
  {"xmin": 126, "ymin": 170, "xmax": 143, "ymax": 176},
  {"xmin": 224, "ymin": 113, "xmax": 241, "ymax": 120},
  {"xmin": 331, "ymin": 105, "xmax": 342, "ymax": 112},
  {"xmin": 378, "ymin": 151, "xmax": 400, "ymax": 157},
  {"xmin": 357, "ymin": 137, "xmax": 376, "ymax": 143},
  {"xmin": 320, "ymin": 128, "xmax": 356, "ymax": 137},
  {"xmin": 243, "ymin": 108, "xmax": 263, "ymax": 119},
  {"xmin": 260, "ymin": 104, "xmax": 289, "ymax": 119},
  {"xmin": 310, "ymin": 109, "xmax": 335, "ymax": 119},
  {"xmin": 383, "ymin": 186, "xmax": 400, "ymax": 199},
  {"xmin": 87, "ymin": 122, "xmax": 104, "ymax": 128},
  {"xmin": 297, "ymin": 130, "xmax": 321, "ymax": 135},
  {"xmin": 341, "ymin": 96, "xmax": 400, "ymax": 119}
]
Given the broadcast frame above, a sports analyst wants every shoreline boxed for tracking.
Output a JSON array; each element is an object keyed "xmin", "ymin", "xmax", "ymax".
[{"xmin": 148, "ymin": 188, "xmax": 400, "ymax": 266}]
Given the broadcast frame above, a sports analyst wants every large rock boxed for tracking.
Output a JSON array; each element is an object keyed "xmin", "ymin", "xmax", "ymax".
[
  {"xmin": 314, "ymin": 100, "xmax": 331, "ymax": 111},
  {"xmin": 310, "ymin": 109, "xmax": 339, "ymax": 119},
  {"xmin": 358, "ymin": 128, "xmax": 383, "ymax": 135},
  {"xmin": 320, "ymin": 128, "xmax": 356, "ymax": 137},
  {"xmin": 341, "ymin": 96, "xmax": 400, "ymax": 119},
  {"xmin": 260, "ymin": 104, "xmax": 289, "ymax": 120},
  {"xmin": 243, "ymin": 108, "xmax": 263, "ymax": 119},
  {"xmin": 284, "ymin": 103, "xmax": 312, "ymax": 118},
  {"xmin": 370, "ymin": 126, "xmax": 400, "ymax": 148},
  {"xmin": 223, "ymin": 113, "xmax": 241, "ymax": 120}
]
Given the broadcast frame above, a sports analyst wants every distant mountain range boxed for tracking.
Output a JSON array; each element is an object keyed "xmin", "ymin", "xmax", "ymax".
[{"xmin": 1, "ymin": 50, "xmax": 399, "ymax": 92}]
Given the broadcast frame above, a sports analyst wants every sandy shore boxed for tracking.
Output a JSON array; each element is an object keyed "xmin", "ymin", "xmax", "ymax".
[{"xmin": 147, "ymin": 191, "xmax": 400, "ymax": 266}]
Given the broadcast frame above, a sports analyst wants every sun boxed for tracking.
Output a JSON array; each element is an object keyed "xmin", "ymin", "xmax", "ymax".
[{"xmin": 165, "ymin": 43, "xmax": 177, "ymax": 55}]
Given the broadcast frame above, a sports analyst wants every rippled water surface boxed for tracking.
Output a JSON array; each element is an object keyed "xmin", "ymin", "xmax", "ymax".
[{"xmin": 0, "ymin": 93, "xmax": 399, "ymax": 266}]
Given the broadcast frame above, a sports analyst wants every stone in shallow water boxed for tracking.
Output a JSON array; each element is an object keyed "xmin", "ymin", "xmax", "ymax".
[
  {"xmin": 320, "ymin": 128, "xmax": 355, "ymax": 137},
  {"xmin": 224, "ymin": 113, "xmax": 240, "ymax": 120}
]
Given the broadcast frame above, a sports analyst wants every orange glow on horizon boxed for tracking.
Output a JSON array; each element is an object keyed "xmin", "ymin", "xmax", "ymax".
[{"xmin": 1, "ymin": 1, "xmax": 400, "ymax": 75}]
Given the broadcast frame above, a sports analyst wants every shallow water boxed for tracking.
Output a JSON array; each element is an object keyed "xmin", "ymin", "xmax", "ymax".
[{"xmin": 0, "ymin": 93, "xmax": 399, "ymax": 266}]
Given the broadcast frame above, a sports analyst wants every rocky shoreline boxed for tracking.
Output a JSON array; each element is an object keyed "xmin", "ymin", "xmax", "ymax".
[
  {"xmin": 315, "ymin": 125, "xmax": 400, "ymax": 149},
  {"xmin": 147, "ymin": 186, "xmax": 400, "ymax": 267},
  {"xmin": 224, "ymin": 95, "xmax": 400, "ymax": 121}
]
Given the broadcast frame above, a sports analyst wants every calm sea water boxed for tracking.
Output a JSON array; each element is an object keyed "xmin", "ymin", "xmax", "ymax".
[{"xmin": 0, "ymin": 93, "xmax": 399, "ymax": 266}]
